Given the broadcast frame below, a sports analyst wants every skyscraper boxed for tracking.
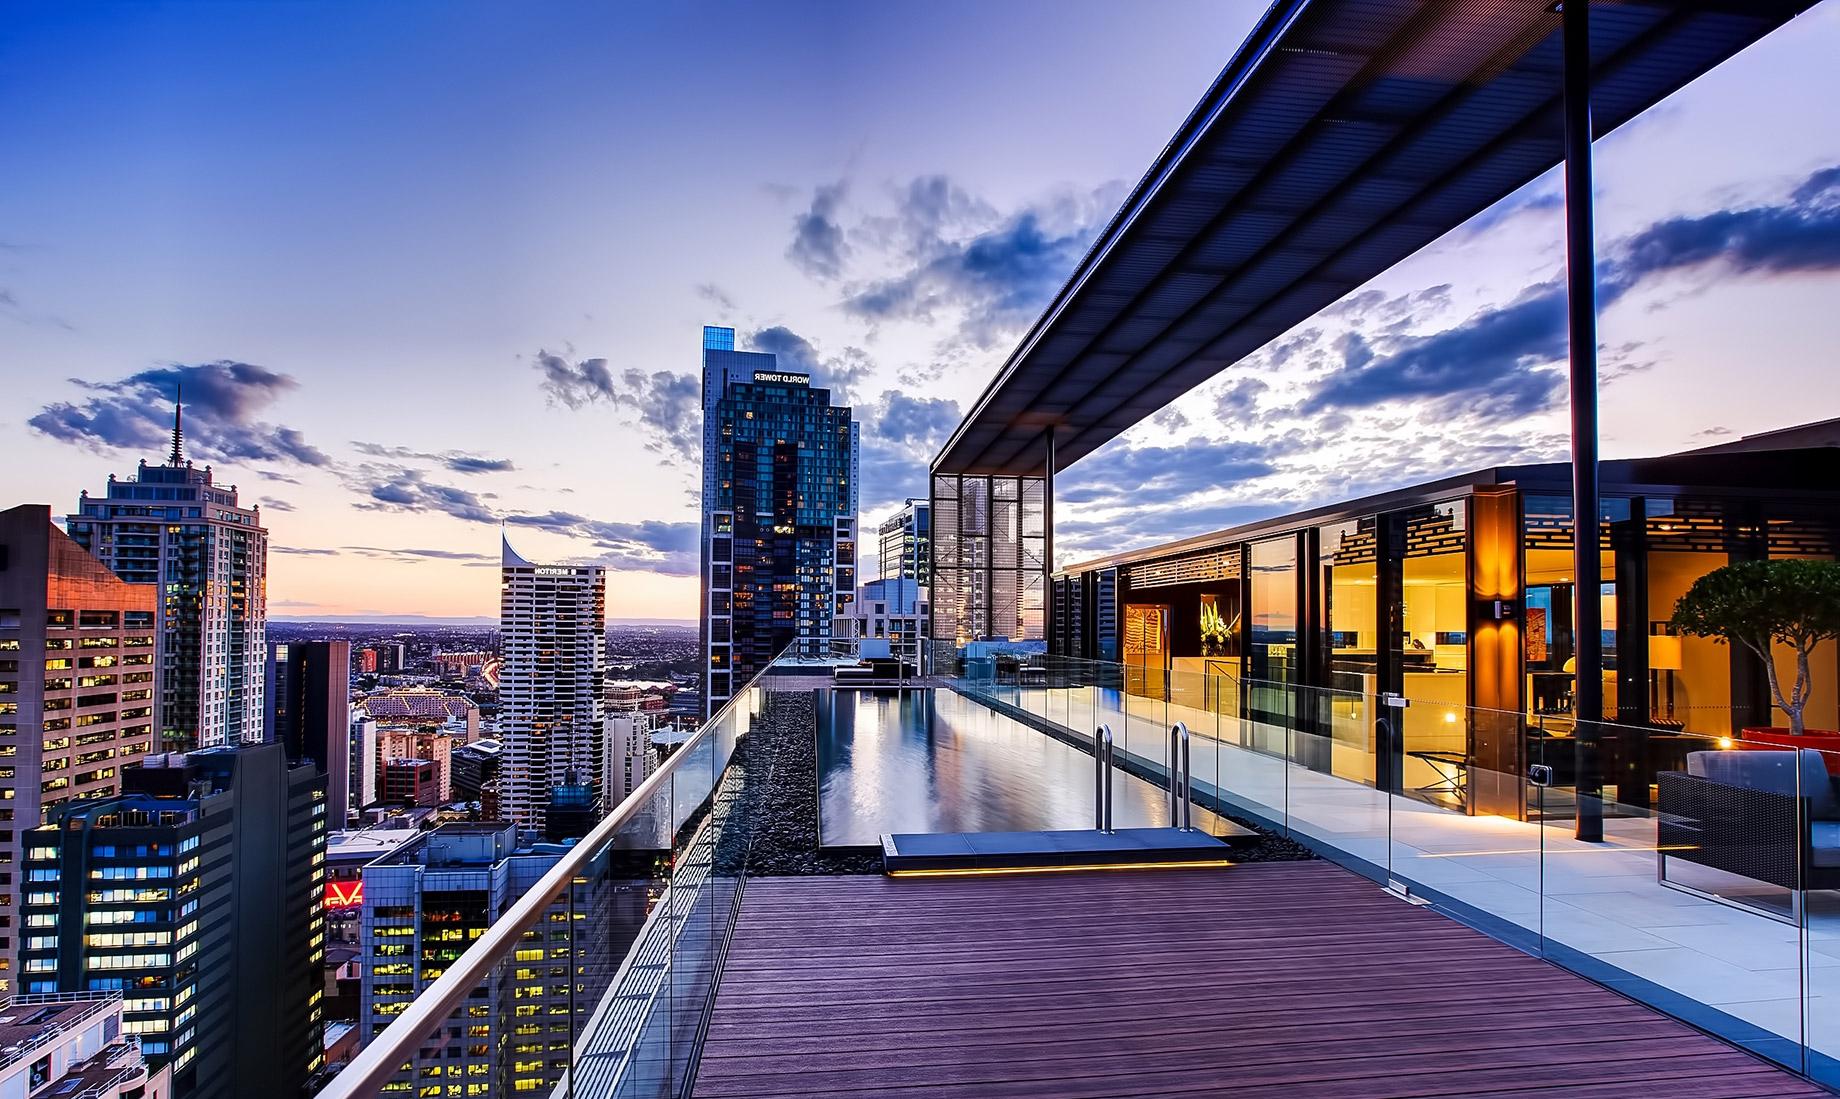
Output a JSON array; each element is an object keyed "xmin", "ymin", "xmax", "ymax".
[
  {"xmin": 65, "ymin": 402, "xmax": 268, "ymax": 750},
  {"xmin": 0, "ymin": 504, "xmax": 159, "ymax": 995},
  {"xmin": 22, "ymin": 742, "xmax": 326, "ymax": 1099},
  {"xmin": 266, "ymin": 638, "xmax": 352, "ymax": 829},
  {"xmin": 357, "ymin": 823, "xmax": 611, "ymax": 1095},
  {"xmin": 499, "ymin": 536, "xmax": 606, "ymax": 830},
  {"xmin": 877, "ymin": 498, "xmax": 931, "ymax": 586},
  {"xmin": 700, "ymin": 325, "xmax": 859, "ymax": 713}
]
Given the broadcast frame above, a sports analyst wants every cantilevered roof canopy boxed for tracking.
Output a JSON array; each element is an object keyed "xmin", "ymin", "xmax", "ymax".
[{"xmin": 933, "ymin": 0, "xmax": 1817, "ymax": 477}]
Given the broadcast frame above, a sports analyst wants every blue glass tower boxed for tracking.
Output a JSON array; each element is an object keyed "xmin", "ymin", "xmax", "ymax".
[{"xmin": 700, "ymin": 326, "xmax": 859, "ymax": 714}]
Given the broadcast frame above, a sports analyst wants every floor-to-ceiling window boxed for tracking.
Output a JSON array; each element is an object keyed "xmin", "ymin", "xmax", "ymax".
[
  {"xmin": 1395, "ymin": 501, "xmax": 1469, "ymax": 806},
  {"xmin": 1320, "ymin": 518, "xmax": 1378, "ymax": 783},
  {"xmin": 1248, "ymin": 536, "xmax": 1298, "ymax": 748}
]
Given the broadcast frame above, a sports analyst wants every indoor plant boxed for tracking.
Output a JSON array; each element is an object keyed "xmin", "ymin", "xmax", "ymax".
[{"xmin": 1672, "ymin": 559, "xmax": 1840, "ymax": 758}]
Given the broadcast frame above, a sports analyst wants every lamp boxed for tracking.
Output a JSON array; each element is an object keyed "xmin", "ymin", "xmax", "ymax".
[{"xmin": 1649, "ymin": 634, "xmax": 1683, "ymax": 725}]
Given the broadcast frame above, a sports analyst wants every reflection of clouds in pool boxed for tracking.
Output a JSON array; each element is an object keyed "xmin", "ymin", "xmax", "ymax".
[{"xmin": 816, "ymin": 690, "xmax": 1218, "ymax": 845}]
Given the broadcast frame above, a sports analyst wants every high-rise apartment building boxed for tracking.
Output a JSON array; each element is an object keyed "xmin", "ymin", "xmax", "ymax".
[
  {"xmin": 266, "ymin": 638, "xmax": 352, "ymax": 829},
  {"xmin": 65, "ymin": 410, "xmax": 268, "ymax": 750},
  {"xmin": 500, "ymin": 537, "xmax": 606, "ymax": 831},
  {"xmin": 0, "ymin": 504, "xmax": 159, "ymax": 995},
  {"xmin": 357, "ymin": 822, "xmax": 611, "ymax": 1095},
  {"xmin": 603, "ymin": 711, "xmax": 656, "ymax": 805},
  {"xmin": 700, "ymin": 325, "xmax": 859, "ymax": 713},
  {"xmin": 877, "ymin": 498, "xmax": 931, "ymax": 587},
  {"xmin": 21, "ymin": 742, "xmax": 326, "ymax": 1099}
]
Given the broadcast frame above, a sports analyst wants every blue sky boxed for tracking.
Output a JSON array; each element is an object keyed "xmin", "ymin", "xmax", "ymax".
[{"xmin": 3, "ymin": 1, "xmax": 1838, "ymax": 619}]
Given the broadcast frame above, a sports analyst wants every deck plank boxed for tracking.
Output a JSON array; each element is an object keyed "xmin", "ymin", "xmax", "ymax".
[{"xmin": 691, "ymin": 863, "xmax": 1825, "ymax": 1098}]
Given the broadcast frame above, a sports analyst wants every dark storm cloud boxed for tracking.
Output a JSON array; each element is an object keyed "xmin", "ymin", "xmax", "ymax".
[
  {"xmin": 786, "ymin": 181, "xmax": 851, "ymax": 280},
  {"xmin": 29, "ymin": 360, "xmax": 328, "ymax": 465}
]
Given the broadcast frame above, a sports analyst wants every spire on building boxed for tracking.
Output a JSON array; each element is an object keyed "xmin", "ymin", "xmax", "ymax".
[{"xmin": 169, "ymin": 384, "xmax": 184, "ymax": 466}]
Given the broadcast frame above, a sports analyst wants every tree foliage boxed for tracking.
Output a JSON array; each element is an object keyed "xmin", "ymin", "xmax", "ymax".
[{"xmin": 1672, "ymin": 559, "xmax": 1840, "ymax": 735}]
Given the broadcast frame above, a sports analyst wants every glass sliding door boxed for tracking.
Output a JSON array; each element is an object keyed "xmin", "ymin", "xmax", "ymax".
[
  {"xmin": 1248, "ymin": 536, "xmax": 1297, "ymax": 753},
  {"xmin": 1394, "ymin": 501, "xmax": 1469, "ymax": 808},
  {"xmin": 1319, "ymin": 519, "xmax": 1378, "ymax": 784}
]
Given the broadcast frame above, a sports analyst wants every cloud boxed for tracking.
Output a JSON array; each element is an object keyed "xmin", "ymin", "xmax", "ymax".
[
  {"xmin": 696, "ymin": 283, "xmax": 737, "ymax": 313},
  {"xmin": 265, "ymin": 498, "xmax": 296, "ymax": 512},
  {"xmin": 857, "ymin": 390, "xmax": 961, "ymax": 515},
  {"xmin": 1058, "ymin": 437, "xmax": 1282, "ymax": 507},
  {"xmin": 843, "ymin": 186, "xmax": 1115, "ymax": 350},
  {"xmin": 29, "ymin": 360, "xmax": 328, "ymax": 466},
  {"xmin": 531, "ymin": 350, "xmax": 700, "ymax": 462},
  {"xmin": 275, "ymin": 545, "xmax": 337, "ymax": 556},
  {"xmin": 343, "ymin": 546, "xmax": 496, "ymax": 564},
  {"xmin": 1299, "ymin": 164, "xmax": 1840, "ymax": 424},
  {"xmin": 747, "ymin": 325, "xmax": 872, "ymax": 404},
  {"xmin": 352, "ymin": 442, "xmax": 515, "ymax": 474},
  {"xmin": 504, "ymin": 512, "xmax": 698, "ymax": 575},
  {"xmin": 786, "ymin": 181, "xmax": 851, "ymax": 279},
  {"xmin": 352, "ymin": 466, "xmax": 498, "ymax": 524}
]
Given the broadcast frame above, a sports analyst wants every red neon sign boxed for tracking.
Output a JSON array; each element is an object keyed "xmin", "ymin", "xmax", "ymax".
[{"xmin": 324, "ymin": 880, "xmax": 364, "ymax": 909}]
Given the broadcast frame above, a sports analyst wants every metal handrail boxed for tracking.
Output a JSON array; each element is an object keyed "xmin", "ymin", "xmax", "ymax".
[
  {"xmin": 1168, "ymin": 721, "xmax": 1192, "ymax": 831},
  {"xmin": 1094, "ymin": 724, "xmax": 1115, "ymax": 833},
  {"xmin": 318, "ymin": 649, "xmax": 787, "ymax": 1099}
]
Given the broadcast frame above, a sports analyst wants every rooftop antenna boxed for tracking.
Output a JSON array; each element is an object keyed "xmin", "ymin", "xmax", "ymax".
[{"xmin": 169, "ymin": 383, "xmax": 185, "ymax": 465}]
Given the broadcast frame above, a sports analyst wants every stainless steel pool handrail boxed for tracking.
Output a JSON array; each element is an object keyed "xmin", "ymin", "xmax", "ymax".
[
  {"xmin": 1168, "ymin": 721, "xmax": 1193, "ymax": 831},
  {"xmin": 1095, "ymin": 724, "xmax": 1115, "ymax": 833}
]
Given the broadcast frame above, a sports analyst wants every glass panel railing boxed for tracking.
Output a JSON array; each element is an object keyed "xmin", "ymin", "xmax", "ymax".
[
  {"xmin": 927, "ymin": 645, "xmax": 1840, "ymax": 1085},
  {"xmin": 321, "ymin": 662, "xmax": 775, "ymax": 1099}
]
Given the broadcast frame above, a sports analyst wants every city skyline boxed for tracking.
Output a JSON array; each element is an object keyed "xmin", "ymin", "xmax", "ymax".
[{"xmin": 4, "ymin": 1, "xmax": 1838, "ymax": 624}]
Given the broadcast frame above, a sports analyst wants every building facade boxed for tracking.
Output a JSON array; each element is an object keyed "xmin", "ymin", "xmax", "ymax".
[
  {"xmin": 0, "ymin": 504, "xmax": 159, "ymax": 996},
  {"xmin": 855, "ymin": 578, "xmax": 930, "ymax": 664},
  {"xmin": 65, "ymin": 419, "xmax": 268, "ymax": 751},
  {"xmin": 700, "ymin": 325, "xmax": 859, "ymax": 714},
  {"xmin": 266, "ymin": 638, "xmax": 352, "ymax": 829},
  {"xmin": 500, "ymin": 537, "xmax": 606, "ymax": 831},
  {"xmin": 21, "ymin": 742, "xmax": 326, "ymax": 1099},
  {"xmin": 0, "ymin": 992, "xmax": 172, "ymax": 1099},
  {"xmin": 357, "ymin": 823, "xmax": 611, "ymax": 1096},
  {"xmin": 877, "ymin": 498, "xmax": 931, "ymax": 587},
  {"xmin": 1048, "ymin": 442, "xmax": 1840, "ymax": 821},
  {"xmin": 603, "ymin": 712, "xmax": 657, "ymax": 806}
]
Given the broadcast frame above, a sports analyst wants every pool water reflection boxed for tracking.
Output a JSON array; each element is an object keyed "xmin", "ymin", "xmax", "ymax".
[{"xmin": 816, "ymin": 688, "xmax": 1222, "ymax": 846}]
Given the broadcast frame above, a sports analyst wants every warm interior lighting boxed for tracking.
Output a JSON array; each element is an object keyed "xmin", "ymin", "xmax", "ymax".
[
  {"xmin": 1443, "ymin": 711, "xmax": 1458, "ymax": 724},
  {"xmin": 887, "ymin": 859, "xmax": 1235, "ymax": 879},
  {"xmin": 1718, "ymin": 736, "xmax": 1734, "ymax": 749},
  {"xmin": 1648, "ymin": 635, "xmax": 1683, "ymax": 672}
]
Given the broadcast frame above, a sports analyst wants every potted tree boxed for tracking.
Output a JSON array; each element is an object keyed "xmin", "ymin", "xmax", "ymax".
[{"xmin": 1672, "ymin": 559, "xmax": 1840, "ymax": 766}]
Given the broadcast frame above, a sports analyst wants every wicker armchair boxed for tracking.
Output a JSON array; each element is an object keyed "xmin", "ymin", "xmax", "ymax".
[{"xmin": 1657, "ymin": 749, "xmax": 1840, "ymax": 914}]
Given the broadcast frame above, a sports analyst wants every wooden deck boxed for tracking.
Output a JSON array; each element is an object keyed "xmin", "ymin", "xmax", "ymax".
[{"xmin": 693, "ymin": 862, "xmax": 1826, "ymax": 1098}]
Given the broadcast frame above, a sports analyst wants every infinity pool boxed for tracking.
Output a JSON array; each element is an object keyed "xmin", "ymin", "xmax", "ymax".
[{"xmin": 816, "ymin": 688, "xmax": 1221, "ymax": 846}]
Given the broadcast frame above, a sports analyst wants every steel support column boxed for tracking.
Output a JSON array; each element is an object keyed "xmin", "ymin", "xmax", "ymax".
[{"xmin": 1563, "ymin": 0, "xmax": 1604, "ymax": 842}]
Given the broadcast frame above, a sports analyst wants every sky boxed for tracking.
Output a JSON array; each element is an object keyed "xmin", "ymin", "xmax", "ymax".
[{"xmin": 3, "ymin": 1, "xmax": 1838, "ymax": 622}]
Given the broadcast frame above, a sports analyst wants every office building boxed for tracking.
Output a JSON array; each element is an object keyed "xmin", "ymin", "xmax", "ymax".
[
  {"xmin": 349, "ymin": 715, "xmax": 378, "ymax": 816},
  {"xmin": 355, "ymin": 649, "xmax": 377, "ymax": 675},
  {"xmin": 64, "ymin": 407, "xmax": 268, "ymax": 750},
  {"xmin": 378, "ymin": 758, "xmax": 439, "ymax": 807},
  {"xmin": 500, "ymin": 536, "xmax": 606, "ymax": 830},
  {"xmin": 375, "ymin": 727, "xmax": 456, "ymax": 802},
  {"xmin": 357, "ymin": 823, "xmax": 611, "ymax": 1095},
  {"xmin": 700, "ymin": 324, "xmax": 859, "ymax": 713},
  {"xmin": 267, "ymin": 638, "xmax": 352, "ymax": 829},
  {"xmin": 878, "ymin": 498, "xmax": 931, "ymax": 587},
  {"xmin": 22, "ymin": 742, "xmax": 326, "ymax": 1099},
  {"xmin": 603, "ymin": 712, "xmax": 656, "ymax": 805},
  {"xmin": 0, "ymin": 991, "xmax": 171, "ymax": 1099},
  {"xmin": 449, "ymin": 737, "xmax": 501, "ymax": 803},
  {"xmin": 855, "ymin": 577, "xmax": 930, "ymax": 665},
  {"xmin": 0, "ymin": 504, "xmax": 159, "ymax": 996}
]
